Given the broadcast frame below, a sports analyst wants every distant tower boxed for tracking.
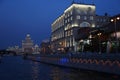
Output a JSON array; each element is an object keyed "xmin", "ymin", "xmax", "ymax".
[{"xmin": 22, "ymin": 34, "xmax": 34, "ymax": 54}]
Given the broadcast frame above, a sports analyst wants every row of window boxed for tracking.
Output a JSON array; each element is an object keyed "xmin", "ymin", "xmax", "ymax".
[
  {"xmin": 65, "ymin": 11, "xmax": 73, "ymax": 18},
  {"xmin": 52, "ymin": 20, "xmax": 64, "ymax": 32},
  {"xmin": 65, "ymin": 29, "xmax": 73, "ymax": 37},
  {"xmin": 65, "ymin": 37, "xmax": 74, "ymax": 47},
  {"xmin": 65, "ymin": 17, "xmax": 73, "ymax": 23},
  {"xmin": 52, "ymin": 32, "xmax": 64, "ymax": 41},
  {"xmin": 76, "ymin": 15, "xmax": 94, "ymax": 20},
  {"xmin": 97, "ymin": 18, "xmax": 107, "ymax": 22},
  {"xmin": 52, "ymin": 16, "xmax": 108, "ymax": 33},
  {"xmin": 65, "ymin": 15, "xmax": 94, "ymax": 24},
  {"xmin": 52, "ymin": 29, "xmax": 73, "ymax": 41}
]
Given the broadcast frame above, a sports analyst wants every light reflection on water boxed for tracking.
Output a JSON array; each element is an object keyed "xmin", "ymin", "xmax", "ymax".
[
  {"xmin": 0, "ymin": 56, "xmax": 119, "ymax": 80},
  {"xmin": 31, "ymin": 62, "xmax": 39, "ymax": 80}
]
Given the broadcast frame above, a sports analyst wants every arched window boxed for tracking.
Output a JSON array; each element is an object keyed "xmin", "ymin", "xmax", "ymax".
[{"xmin": 80, "ymin": 22, "xmax": 90, "ymax": 27}]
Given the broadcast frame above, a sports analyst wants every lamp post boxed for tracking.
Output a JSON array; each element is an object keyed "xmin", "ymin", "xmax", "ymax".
[{"xmin": 111, "ymin": 17, "xmax": 120, "ymax": 53}]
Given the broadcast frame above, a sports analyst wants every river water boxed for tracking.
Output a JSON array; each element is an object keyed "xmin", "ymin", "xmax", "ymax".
[{"xmin": 0, "ymin": 56, "xmax": 119, "ymax": 80}]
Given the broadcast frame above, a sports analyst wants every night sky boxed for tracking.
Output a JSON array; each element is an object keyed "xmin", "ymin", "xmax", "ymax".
[{"xmin": 0, "ymin": 0, "xmax": 120, "ymax": 49}]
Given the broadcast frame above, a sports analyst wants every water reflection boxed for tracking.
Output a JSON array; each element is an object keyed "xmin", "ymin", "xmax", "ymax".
[
  {"xmin": 50, "ymin": 67, "xmax": 78, "ymax": 80},
  {"xmin": 31, "ymin": 62, "xmax": 39, "ymax": 80},
  {"xmin": 49, "ymin": 66, "xmax": 118, "ymax": 80},
  {"xmin": 0, "ymin": 56, "xmax": 119, "ymax": 80},
  {"xmin": 50, "ymin": 67, "xmax": 88, "ymax": 80},
  {"xmin": 50, "ymin": 67, "xmax": 61, "ymax": 80}
]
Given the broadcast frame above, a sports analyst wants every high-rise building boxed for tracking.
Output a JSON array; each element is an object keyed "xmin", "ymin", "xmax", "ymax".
[{"xmin": 22, "ymin": 34, "xmax": 34, "ymax": 54}]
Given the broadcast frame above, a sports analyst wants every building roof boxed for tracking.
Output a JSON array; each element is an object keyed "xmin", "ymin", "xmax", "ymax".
[{"xmin": 64, "ymin": 2, "xmax": 95, "ymax": 13}]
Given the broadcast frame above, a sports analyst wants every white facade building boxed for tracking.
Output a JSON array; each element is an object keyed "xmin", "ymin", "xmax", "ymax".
[{"xmin": 51, "ymin": 2, "xmax": 109, "ymax": 53}]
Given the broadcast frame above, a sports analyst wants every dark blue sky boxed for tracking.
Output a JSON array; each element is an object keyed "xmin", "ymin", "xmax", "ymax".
[{"xmin": 0, "ymin": 0, "xmax": 120, "ymax": 49}]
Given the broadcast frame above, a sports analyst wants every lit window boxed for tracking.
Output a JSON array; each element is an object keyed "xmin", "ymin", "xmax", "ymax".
[
  {"xmin": 68, "ymin": 18, "xmax": 70, "ymax": 22},
  {"xmin": 71, "ymin": 30, "xmax": 73, "ymax": 35},
  {"xmin": 90, "ymin": 16, "xmax": 93, "ymax": 20},
  {"xmin": 62, "ymin": 20, "xmax": 64, "ymax": 25},
  {"xmin": 65, "ymin": 15, "xmax": 67, "ymax": 18},
  {"xmin": 70, "ymin": 11, "xmax": 73, "ymax": 15},
  {"xmin": 76, "ymin": 15, "xmax": 80, "ymax": 19},
  {"xmin": 65, "ymin": 32, "xmax": 67, "ymax": 37},
  {"xmin": 65, "ymin": 20, "xmax": 67, "ymax": 23},
  {"xmin": 68, "ymin": 13, "xmax": 69, "ymax": 17},
  {"xmin": 71, "ymin": 17, "xmax": 73, "ymax": 20},
  {"xmin": 84, "ymin": 16, "xmax": 87, "ymax": 20}
]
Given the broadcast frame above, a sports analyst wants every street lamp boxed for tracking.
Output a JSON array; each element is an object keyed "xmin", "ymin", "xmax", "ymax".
[{"xmin": 111, "ymin": 17, "xmax": 120, "ymax": 53}]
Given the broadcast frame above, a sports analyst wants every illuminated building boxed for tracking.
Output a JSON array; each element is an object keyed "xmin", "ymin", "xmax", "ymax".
[
  {"xmin": 96, "ymin": 14, "xmax": 110, "ymax": 28},
  {"xmin": 33, "ymin": 44, "xmax": 40, "ymax": 54},
  {"xmin": 90, "ymin": 14, "xmax": 120, "ymax": 53},
  {"xmin": 22, "ymin": 34, "xmax": 34, "ymax": 54},
  {"xmin": 40, "ymin": 39, "xmax": 51, "ymax": 54},
  {"xmin": 51, "ymin": 2, "xmax": 110, "ymax": 53}
]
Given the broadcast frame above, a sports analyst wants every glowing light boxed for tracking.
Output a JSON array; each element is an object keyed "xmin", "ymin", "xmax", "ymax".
[
  {"xmin": 111, "ymin": 32, "xmax": 120, "ymax": 38},
  {"xmin": 72, "ymin": 23, "xmax": 78, "ymax": 27},
  {"xmin": 91, "ymin": 24, "xmax": 95, "ymax": 27},
  {"xmin": 111, "ymin": 19, "xmax": 114, "ymax": 22},
  {"xmin": 117, "ymin": 17, "xmax": 120, "ymax": 20},
  {"xmin": 80, "ymin": 40, "xmax": 83, "ymax": 42},
  {"xmin": 89, "ymin": 35, "xmax": 92, "ymax": 38},
  {"xmin": 27, "ymin": 34, "xmax": 30, "ymax": 37},
  {"xmin": 111, "ymin": 17, "xmax": 120, "ymax": 22},
  {"xmin": 97, "ymin": 33, "xmax": 101, "ymax": 36},
  {"xmin": 60, "ymin": 58, "xmax": 69, "ymax": 63},
  {"xmin": 52, "ymin": 14, "xmax": 65, "ymax": 26},
  {"xmin": 64, "ymin": 4, "xmax": 95, "ymax": 13}
]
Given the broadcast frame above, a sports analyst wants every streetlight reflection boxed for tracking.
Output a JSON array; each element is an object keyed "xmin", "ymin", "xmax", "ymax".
[
  {"xmin": 111, "ymin": 17, "xmax": 120, "ymax": 53},
  {"xmin": 97, "ymin": 32, "xmax": 102, "ymax": 54}
]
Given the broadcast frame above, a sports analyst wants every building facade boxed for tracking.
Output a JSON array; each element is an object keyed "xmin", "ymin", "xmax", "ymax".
[
  {"xmin": 22, "ymin": 34, "xmax": 34, "ymax": 54},
  {"xmin": 96, "ymin": 14, "xmax": 110, "ymax": 28},
  {"xmin": 51, "ymin": 2, "xmax": 110, "ymax": 53},
  {"xmin": 40, "ymin": 40, "xmax": 51, "ymax": 54}
]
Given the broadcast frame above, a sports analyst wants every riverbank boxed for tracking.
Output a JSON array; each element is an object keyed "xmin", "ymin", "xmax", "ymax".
[{"xmin": 26, "ymin": 53, "xmax": 120, "ymax": 76}]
